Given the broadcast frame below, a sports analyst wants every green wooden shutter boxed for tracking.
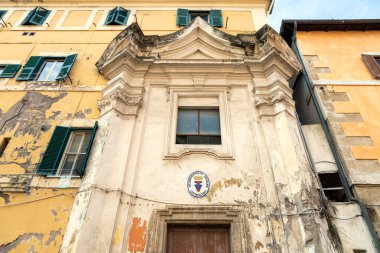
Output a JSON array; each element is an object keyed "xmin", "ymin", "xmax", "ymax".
[
  {"xmin": 22, "ymin": 8, "xmax": 36, "ymax": 25},
  {"xmin": 36, "ymin": 126, "xmax": 71, "ymax": 176},
  {"xmin": 176, "ymin": 9, "xmax": 189, "ymax": 26},
  {"xmin": 29, "ymin": 7, "xmax": 51, "ymax": 26},
  {"xmin": 0, "ymin": 64, "xmax": 21, "ymax": 78},
  {"xmin": 210, "ymin": 10, "xmax": 223, "ymax": 27},
  {"xmin": 56, "ymin": 53, "xmax": 77, "ymax": 81},
  {"xmin": 16, "ymin": 56, "xmax": 44, "ymax": 81},
  {"xmin": 114, "ymin": 7, "xmax": 130, "ymax": 25},
  {"xmin": 105, "ymin": 7, "xmax": 118, "ymax": 25},
  {"xmin": 0, "ymin": 10, "xmax": 7, "ymax": 19},
  {"xmin": 78, "ymin": 121, "xmax": 98, "ymax": 176}
]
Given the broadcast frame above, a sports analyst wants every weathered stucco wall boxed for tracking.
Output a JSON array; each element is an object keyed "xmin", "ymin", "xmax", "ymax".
[{"xmin": 297, "ymin": 29, "xmax": 380, "ymax": 242}]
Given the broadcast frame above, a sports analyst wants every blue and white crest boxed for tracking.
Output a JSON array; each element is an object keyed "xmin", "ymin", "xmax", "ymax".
[{"xmin": 187, "ymin": 171, "xmax": 210, "ymax": 198}]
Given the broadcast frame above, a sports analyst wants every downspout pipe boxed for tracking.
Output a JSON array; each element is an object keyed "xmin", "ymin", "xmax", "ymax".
[{"xmin": 290, "ymin": 21, "xmax": 380, "ymax": 252}]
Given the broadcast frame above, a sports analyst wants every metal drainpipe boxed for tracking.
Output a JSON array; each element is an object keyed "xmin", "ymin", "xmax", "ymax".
[{"xmin": 291, "ymin": 21, "xmax": 380, "ymax": 252}]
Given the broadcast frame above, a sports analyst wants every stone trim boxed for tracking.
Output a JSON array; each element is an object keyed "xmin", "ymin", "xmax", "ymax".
[{"xmin": 146, "ymin": 206, "xmax": 251, "ymax": 253}]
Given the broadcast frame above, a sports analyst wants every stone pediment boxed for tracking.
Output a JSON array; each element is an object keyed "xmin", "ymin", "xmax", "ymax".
[{"xmin": 96, "ymin": 17, "xmax": 301, "ymax": 80}]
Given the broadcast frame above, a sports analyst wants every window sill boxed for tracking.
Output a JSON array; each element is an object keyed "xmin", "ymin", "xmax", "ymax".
[{"xmin": 30, "ymin": 175, "xmax": 82, "ymax": 189}]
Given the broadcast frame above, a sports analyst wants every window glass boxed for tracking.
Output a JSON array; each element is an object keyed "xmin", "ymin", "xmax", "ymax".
[
  {"xmin": 0, "ymin": 66, "xmax": 4, "ymax": 76},
  {"xmin": 189, "ymin": 12, "xmax": 209, "ymax": 22},
  {"xmin": 199, "ymin": 109, "xmax": 220, "ymax": 135},
  {"xmin": 375, "ymin": 57, "xmax": 380, "ymax": 67},
  {"xmin": 58, "ymin": 131, "xmax": 91, "ymax": 176},
  {"xmin": 37, "ymin": 60, "xmax": 64, "ymax": 81},
  {"xmin": 177, "ymin": 109, "xmax": 198, "ymax": 135},
  {"xmin": 176, "ymin": 109, "xmax": 221, "ymax": 145}
]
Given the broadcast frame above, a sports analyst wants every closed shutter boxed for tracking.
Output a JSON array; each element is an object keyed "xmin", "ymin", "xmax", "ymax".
[
  {"xmin": 176, "ymin": 9, "xmax": 189, "ymax": 26},
  {"xmin": 56, "ymin": 53, "xmax": 77, "ymax": 80},
  {"xmin": 114, "ymin": 7, "xmax": 130, "ymax": 25},
  {"xmin": 77, "ymin": 121, "xmax": 98, "ymax": 176},
  {"xmin": 36, "ymin": 126, "xmax": 71, "ymax": 176},
  {"xmin": 16, "ymin": 56, "xmax": 44, "ymax": 81},
  {"xmin": 0, "ymin": 64, "xmax": 21, "ymax": 78},
  {"xmin": 29, "ymin": 7, "xmax": 51, "ymax": 26},
  {"xmin": 105, "ymin": 7, "xmax": 118, "ymax": 25},
  {"xmin": 210, "ymin": 10, "xmax": 223, "ymax": 27},
  {"xmin": 362, "ymin": 54, "xmax": 380, "ymax": 78}
]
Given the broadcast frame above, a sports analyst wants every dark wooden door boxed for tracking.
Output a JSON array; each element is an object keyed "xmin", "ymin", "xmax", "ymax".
[{"xmin": 166, "ymin": 225, "xmax": 231, "ymax": 253}]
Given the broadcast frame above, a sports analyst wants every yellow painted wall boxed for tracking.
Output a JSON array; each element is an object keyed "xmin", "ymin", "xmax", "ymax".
[
  {"xmin": 297, "ymin": 31, "xmax": 380, "ymax": 81},
  {"xmin": 297, "ymin": 30, "xmax": 380, "ymax": 161}
]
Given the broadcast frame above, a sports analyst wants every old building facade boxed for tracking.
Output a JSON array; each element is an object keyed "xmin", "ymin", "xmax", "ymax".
[
  {"xmin": 0, "ymin": 1, "xmax": 377, "ymax": 252},
  {"xmin": 280, "ymin": 19, "xmax": 380, "ymax": 253}
]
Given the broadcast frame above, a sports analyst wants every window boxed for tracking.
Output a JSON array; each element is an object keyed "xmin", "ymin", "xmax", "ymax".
[
  {"xmin": 362, "ymin": 54, "xmax": 380, "ymax": 79},
  {"xmin": 36, "ymin": 122, "xmax": 97, "ymax": 177},
  {"xmin": 176, "ymin": 109, "xmax": 221, "ymax": 145},
  {"xmin": 37, "ymin": 59, "xmax": 64, "ymax": 81},
  {"xmin": 16, "ymin": 54, "xmax": 77, "ymax": 82},
  {"xmin": 0, "ymin": 64, "xmax": 21, "ymax": 78},
  {"xmin": 105, "ymin": 7, "xmax": 130, "ymax": 25},
  {"xmin": 176, "ymin": 9, "xmax": 223, "ymax": 27},
  {"xmin": 0, "ymin": 10, "xmax": 7, "ymax": 20},
  {"xmin": 0, "ymin": 138, "xmax": 10, "ymax": 158},
  {"xmin": 22, "ymin": 7, "xmax": 51, "ymax": 26},
  {"xmin": 318, "ymin": 172, "xmax": 348, "ymax": 202}
]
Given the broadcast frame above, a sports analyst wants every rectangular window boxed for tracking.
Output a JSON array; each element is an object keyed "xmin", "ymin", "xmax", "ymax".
[
  {"xmin": 57, "ymin": 131, "xmax": 92, "ymax": 176},
  {"xmin": 176, "ymin": 9, "xmax": 223, "ymax": 27},
  {"xmin": 37, "ymin": 60, "xmax": 64, "ymax": 81},
  {"xmin": 318, "ymin": 172, "xmax": 348, "ymax": 202},
  {"xmin": 0, "ymin": 138, "xmax": 10, "ymax": 157},
  {"xmin": 105, "ymin": 7, "xmax": 130, "ymax": 25},
  {"xmin": 362, "ymin": 54, "xmax": 380, "ymax": 79},
  {"xmin": 16, "ymin": 54, "xmax": 77, "ymax": 82},
  {"xmin": 22, "ymin": 7, "xmax": 51, "ymax": 26},
  {"xmin": 36, "ymin": 122, "xmax": 98, "ymax": 177},
  {"xmin": 176, "ymin": 109, "xmax": 221, "ymax": 145}
]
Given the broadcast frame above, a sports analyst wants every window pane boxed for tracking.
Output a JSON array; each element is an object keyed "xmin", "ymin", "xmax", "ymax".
[
  {"xmin": 37, "ymin": 61, "xmax": 54, "ymax": 81},
  {"xmin": 60, "ymin": 154, "xmax": 76, "ymax": 175},
  {"xmin": 177, "ymin": 109, "xmax": 198, "ymax": 134},
  {"xmin": 79, "ymin": 132, "xmax": 92, "ymax": 153},
  {"xmin": 375, "ymin": 57, "xmax": 380, "ymax": 67},
  {"xmin": 0, "ymin": 67, "xmax": 4, "ymax": 76},
  {"xmin": 73, "ymin": 154, "xmax": 86, "ymax": 176},
  {"xmin": 68, "ymin": 133, "xmax": 83, "ymax": 153},
  {"xmin": 48, "ymin": 61, "xmax": 63, "ymax": 81},
  {"xmin": 199, "ymin": 110, "xmax": 220, "ymax": 135}
]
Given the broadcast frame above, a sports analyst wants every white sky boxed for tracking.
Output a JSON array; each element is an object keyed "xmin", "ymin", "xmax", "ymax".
[{"xmin": 268, "ymin": 0, "xmax": 380, "ymax": 31}]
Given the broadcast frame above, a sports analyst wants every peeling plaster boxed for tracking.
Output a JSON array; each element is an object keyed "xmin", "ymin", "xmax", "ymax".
[
  {"xmin": 207, "ymin": 178, "xmax": 243, "ymax": 202},
  {"xmin": 128, "ymin": 217, "xmax": 147, "ymax": 253},
  {"xmin": 45, "ymin": 228, "xmax": 62, "ymax": 246},
  {"xmin": 0, "ymin": 192, "xmax": 10, "ymax": 204},
  {"xmin": 0, "ymin": 233, "xmax": 44, "ymax": 252}
]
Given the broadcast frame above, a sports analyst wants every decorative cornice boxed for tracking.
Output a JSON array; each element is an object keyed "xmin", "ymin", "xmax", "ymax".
[
  {"xmin": 97, "ymin": 87, "xmax": 143, "ymax": 115},
  {"xmin": 255, "ymin": 89, "xmax": 287, "ymax": 107}
]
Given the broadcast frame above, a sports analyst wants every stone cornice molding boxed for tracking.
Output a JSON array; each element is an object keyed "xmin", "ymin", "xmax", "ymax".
[{"xmin": 95, "ymin": 18, "xmax": 301, "ymax": 81}]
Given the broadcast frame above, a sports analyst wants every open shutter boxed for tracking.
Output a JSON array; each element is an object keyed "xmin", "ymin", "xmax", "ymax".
[
  {"xmin": 176, "ymin": 9, "xmax": 189, "ymax": 26},
  {"xmin": 210, "ymin": 10, "xmax": 223, "ymax": 28},
  {"xmin": 16, "ymin": 56, "xmax": 44, "ymax": 81},
  {"xmin": 36, "ymin": 126, "xmax": 71, "ymax": 176},
  {"xmin": 114, "ymin": 7, "xmax": 130, "ymax": 25},
  {"xmin": 362, "ymin": 54, "xmax": 380, "ymax": 79},
  {"xmin": 105, "ymin": 7, "xmax": 118, "ymax": 25},
  {"xmin": 0, "ymin": 64, "xmax": 21, "ymax": 78},
  {"xmin": 30, "ymin": 7, "xmax": 51, "ymax": 26},
  {"xmin": 77, "ymin": 121, "xmax": 98, "ymax": 176},
  {"xmin": 22, "ymin": 8, "xmax": 36, "ymax": 25},
  {"xmin": 56, "ymin": 53, "xmax": 77, "ymax": 81}
]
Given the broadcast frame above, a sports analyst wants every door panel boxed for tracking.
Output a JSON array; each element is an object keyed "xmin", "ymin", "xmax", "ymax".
[{"xmin": 166, "ymin": 225, "xmax": 230, "ymax": 253}]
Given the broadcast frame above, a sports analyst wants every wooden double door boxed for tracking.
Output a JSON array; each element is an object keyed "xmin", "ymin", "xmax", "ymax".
[{"xmin": 166, "ymin": 224, "xmax": 231, "ymax": 253}]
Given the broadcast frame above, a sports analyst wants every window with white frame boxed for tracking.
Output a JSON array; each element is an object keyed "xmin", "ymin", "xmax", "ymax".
[
  {"xmin": 57, "ymin": 131, "xmax": 92, "ymax": 176},
  {"xmin": 37, "ymin": 59, "xmax": 64, "ymax": 81}
]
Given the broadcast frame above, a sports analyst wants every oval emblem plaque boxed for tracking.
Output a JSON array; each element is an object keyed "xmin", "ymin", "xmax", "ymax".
[{"xmin": 187, "ymin": 171, "xmax": 210, "ymax": 198}]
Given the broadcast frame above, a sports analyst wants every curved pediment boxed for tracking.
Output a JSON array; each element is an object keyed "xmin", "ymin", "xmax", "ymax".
[{"xmin": 96, "ymin": 17, "xmax": 301, "ymax": 79}]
